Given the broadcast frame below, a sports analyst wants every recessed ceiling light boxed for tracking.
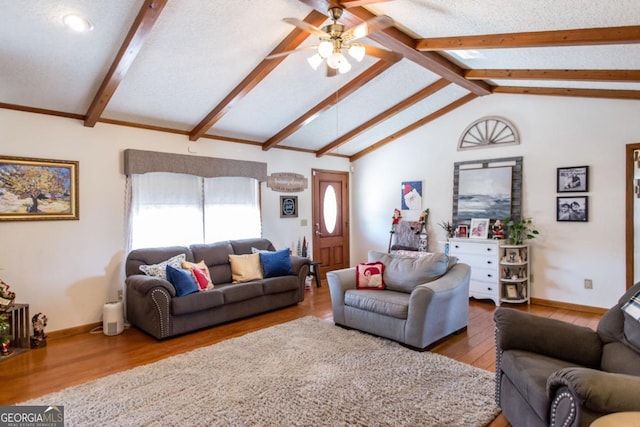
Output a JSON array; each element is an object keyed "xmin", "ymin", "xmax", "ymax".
[{"xmin": 63, "ymin": 14, "xmax": 94, "ymax": 32}]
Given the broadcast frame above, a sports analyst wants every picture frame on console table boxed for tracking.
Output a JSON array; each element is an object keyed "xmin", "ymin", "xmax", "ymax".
[
  {"xmin": 470, "ymin": 218, "xmax": 490, "ymax": 239},
  {"xmin": 455, "ymin": 225, "xmax": 468, "ymax": 238},
  {"xmin": 0, "ymin": 155, "xmax": 79, "ymax": 221}
]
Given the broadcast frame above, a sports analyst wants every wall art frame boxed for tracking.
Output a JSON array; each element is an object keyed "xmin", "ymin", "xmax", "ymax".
[
  {"xmin": 557, "ymin": 196, "xmax": 588, "ymax": 222},
  {"xmin": 280, "ymin": 195, "xmax": 298, "ymax": 218},
  {"xmin": 452, "ymin": 156, "xmax": 522, "ymax": 230},
  {"xmin": 557, "ymin": 166, "xmax": 588, "ymax": 193},
  {"xmin": 0, "ymin": 155, "xmax": 79, "ymax": 221}
]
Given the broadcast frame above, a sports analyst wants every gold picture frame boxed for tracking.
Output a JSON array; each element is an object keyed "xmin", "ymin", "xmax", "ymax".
[{"xmin": 0, "ymin": 155, "xmax": 79, "ymax": 221}]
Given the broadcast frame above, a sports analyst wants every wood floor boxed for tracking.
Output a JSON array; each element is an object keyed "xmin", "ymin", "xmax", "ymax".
[{"xmin": 0, "ymin": 283, "xmax": 602, "ymax": 426}]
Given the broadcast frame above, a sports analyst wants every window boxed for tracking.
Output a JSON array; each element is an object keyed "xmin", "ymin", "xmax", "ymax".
[{"xmin": 128, "ymin": 172, "xmax": 261, "ymax": 249}]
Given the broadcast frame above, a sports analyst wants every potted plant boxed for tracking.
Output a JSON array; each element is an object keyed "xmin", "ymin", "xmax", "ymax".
[
  {"xmin": 438, "ymin": 220, "xmax": 454, "ymax": 238},
  {"xmin": 504, "ymin": 217, "xmax": 539, "ymax": 245}
]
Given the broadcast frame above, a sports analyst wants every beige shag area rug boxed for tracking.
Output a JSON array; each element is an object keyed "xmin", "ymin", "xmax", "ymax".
[{"xmin": 21, "ymin": 317, "xmax": 500, "ymax": 426}]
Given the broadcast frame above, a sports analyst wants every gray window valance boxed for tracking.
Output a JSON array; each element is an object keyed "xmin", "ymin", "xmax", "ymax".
[{"xmin": 123, "ymin": 149, "xmax": 267, "ymax": 181}]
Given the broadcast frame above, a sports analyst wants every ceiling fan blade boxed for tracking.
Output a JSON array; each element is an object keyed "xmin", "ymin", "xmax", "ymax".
[
  {"xmin": 282, "ymin": 17, "xmax": 328, "ymax": 37},
  {"xmin": 340, "ymin": 0, "xmax": 394, "ymax": 7},
  {"xmin": 344, "ymin": 15, "xmax": 394, "ymax": 40},
  {"xmin": 266, "ymin": 45, "xmax": 316, "ymax": 60},
  {"xmin": 362, "ymin": 45, "xmax": 402, "ymax": 62}
]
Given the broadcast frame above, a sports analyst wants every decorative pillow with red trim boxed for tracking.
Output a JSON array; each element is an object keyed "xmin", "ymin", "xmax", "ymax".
[{"xmin": 356, "ymin": 262, "xmax": 385, "ymax": 290}]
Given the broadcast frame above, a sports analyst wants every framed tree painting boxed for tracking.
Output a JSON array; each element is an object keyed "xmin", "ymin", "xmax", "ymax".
[{"xmin": 0, "ymin": 155, "xmax": 79, "ymax": 221}]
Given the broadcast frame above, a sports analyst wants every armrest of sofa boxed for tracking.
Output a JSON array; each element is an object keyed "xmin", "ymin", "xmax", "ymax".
[
  {"xmin": 289, "ymin": 255, "xmax": 310, "ymax": 275},
  {"xmin": 548, "ymin": 367, "xmax": 640, "ymax": 414},
  {"xmin": 494, "ymin": 308, "xmax": 602, "ymax": 368},
  {"xmin": 326, "ymin": 267, "xmax": 357, "ymax": 325},
  {"xmin": 125, "ymin": 274, "xmax": 177, "ymax": 298}
]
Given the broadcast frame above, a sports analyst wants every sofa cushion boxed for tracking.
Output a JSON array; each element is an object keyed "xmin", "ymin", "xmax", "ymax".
[
  {"xmin": 356, "ymin": 262, "xmax": 385, "ymax": 290},
  {"xmin": 139, "ymin": 254, "xmax": 186, "ymax": 280},
  {"xmin": 262, "ymin": 275, "xmax": 298, "ymax": 295},
  {"xmin": 344, "ymin": 289, "xmax": 409, "ymax": 319},
  {"xmin": 259, "ymin": 249, "xmax": 293, "ymax": 278},
  {"xmin": 500, "ymin": 350, "xmax": 578, "ymax": 423},
  {"xmin": 368, "ymin": 251, "xmax": 450, "ymax": 293},
  {"xmin": 166, "ymin": 265, "xmax": 199, "ymax": 297},
  {"xmin": 172, "ymin": 289, "xmax": 225, "ymax": 315},
  {"xmin": 218, "ymin": 282, "xmax": 264, "ymax": 304},
  {"xmin": 190, "ymin": 241, "xmax": 234, "ymax": 284}
]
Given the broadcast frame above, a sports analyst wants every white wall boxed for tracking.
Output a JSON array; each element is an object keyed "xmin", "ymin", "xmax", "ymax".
[
  {"xmin": 0, "ymin": 109, "xmax": 348, "ymax": 332},
  {"xmin": 352, "ymin": 94, "xmax": 640, "ymax": 309}
]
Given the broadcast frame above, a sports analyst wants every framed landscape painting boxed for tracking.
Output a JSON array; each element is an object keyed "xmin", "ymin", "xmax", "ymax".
[{"xmin": 0, "ymin": 155, "xmax": 79, "ymax": 221}]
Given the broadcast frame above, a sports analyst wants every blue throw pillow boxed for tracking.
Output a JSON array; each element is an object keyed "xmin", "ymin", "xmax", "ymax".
[
  {"xmin": 166, "ymin": 265, "xmax": 199, "ymax": 297},
  {"xmin": 259, "ymin": 249, "xmax": 294, "ymax": 278}
]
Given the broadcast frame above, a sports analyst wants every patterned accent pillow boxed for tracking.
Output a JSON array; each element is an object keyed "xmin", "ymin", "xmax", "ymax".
[
  {"xmin": 139, "ymin": 254, "xmax": 186, "ymax": 280},
  {"xmin": 229, "ymin": 253, "xmax": 263, "ymax": 283},
  {"xmin": 191, "ymin": 268, "xmax": 214, "ymax": 291},
  {"xmin": 356, "ymin": 262, "xmax": 385, "ymax": 290},
  {"xmin": 182, "ymin": 260, "xmax": 214, "ymax": 290}
]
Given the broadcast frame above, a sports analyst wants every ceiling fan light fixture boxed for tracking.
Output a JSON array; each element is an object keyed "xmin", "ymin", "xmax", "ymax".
[
  {"xmin": 318, "ymin": 40, "xmax": 333, "ymax": 58},
  {"xmin": 348, "ymin": 44, "xmax": 366, "ymax": 62},
  {"xmin": 327, "ymin": 52, "xmax": 346, "ymax": 70},
  {"xmin": 338, "ymin": 59, "xmax": 352, "ymax": 74},
  {"xmin": 352, "ymin": 23, "xmax": 368, "ymax": 40},
  {"xmin": 307, "ymin": 53, "xmax": 324, "ymax": 70}
]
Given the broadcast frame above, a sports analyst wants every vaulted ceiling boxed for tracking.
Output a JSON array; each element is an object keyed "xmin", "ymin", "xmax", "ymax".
[{"xmin": 2, "ymin": 0, "xmax": 639, "ymax": 161}]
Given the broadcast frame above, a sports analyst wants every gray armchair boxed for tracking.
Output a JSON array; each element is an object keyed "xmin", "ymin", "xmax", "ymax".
[
  {"xmin": 494, "ymin": 282, "xmax": 640, "ymax": 427},
  {"xmin": 327, "ymin": 251, "xmax": 470, "ymax": 350}
]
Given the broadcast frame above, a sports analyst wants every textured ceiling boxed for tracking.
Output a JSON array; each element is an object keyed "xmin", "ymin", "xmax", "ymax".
[{"xmin": 1, "ymin": 0, "xmax": 639, "ymax": 159}]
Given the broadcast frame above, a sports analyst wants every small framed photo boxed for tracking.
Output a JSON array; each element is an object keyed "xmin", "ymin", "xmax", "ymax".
[
  {"xmin": 280, "ymin": 196, "xmax": 298, "ymax": 218},
  {"xmin": 503, "ymin": 248, "xmax": 521, "ymax": 263},
  {"xmin": 557, "ymin": 166, "xmax": 588, "ymax": 193},
  {"xmin": 505, "ymin": 284, "xmax": 518, "ymax": 299},
  {"xmin": 456, "ymin": 225, "xmax": 468, "ymax": 238},
  {"xmin": 469, "ymin": 218, "xmax": 490, "ymax": 239},
  {"xmin": 557, "ymin": 196, "xmax": 588, "ymax": 222}
]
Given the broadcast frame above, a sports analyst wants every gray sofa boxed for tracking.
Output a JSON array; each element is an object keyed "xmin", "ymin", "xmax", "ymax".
[
  {"xmin": 125, "ymin": 238, "xmax": 310, "ymax": 339},
  {"xmin": 327, "ymin": 250, "xmax": 471, "ymax": 350},
  {"xmin": 494, "ymin": 281, "xmax": 640, "ymax": 427}
]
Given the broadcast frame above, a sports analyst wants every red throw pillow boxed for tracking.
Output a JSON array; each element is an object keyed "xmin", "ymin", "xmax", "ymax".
[
  {"xmin": 356, "ymin": 262, "xmax": 385, "ymax": 290},
  {"xmin": 191, "ymin": 267, "xmax": 214, "ymax": 291}
]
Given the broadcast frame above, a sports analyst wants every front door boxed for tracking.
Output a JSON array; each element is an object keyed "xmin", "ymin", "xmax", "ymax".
[{"xmin": 312, "ymin": 169, "xmax": 349, "ymax": 279}]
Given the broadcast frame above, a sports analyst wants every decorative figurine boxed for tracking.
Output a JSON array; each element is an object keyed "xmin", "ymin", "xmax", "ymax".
[
  {"xmin": 0, "ymin": 279, "xmax": 16, "ymax": 311},
  {"xmin": 390, "ymin": 208, "xmax": 402, "ymax": 233},
  {"xmin": 30, "ymin": 312, "xmax": 48, "ymax": 348},
  {"xmin": 0, "ymin": 313, "xmax": 11, "ymax": 356},
  {"xmin": 492, "ymin": 219, "xmax": 504, "ymax": 240}
]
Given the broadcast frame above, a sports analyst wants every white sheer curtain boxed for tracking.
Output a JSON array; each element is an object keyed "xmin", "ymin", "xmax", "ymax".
[
  {"xmin": 204, "ymin": 177, "xmax": 261, "ymax": 242},
  {"xmin": 126, "ymin": 173, "xmax": 261, "ymax": 250},
  {"xmin": 130, "ymin": 172, "xmax": 203, "ymax": 249}
]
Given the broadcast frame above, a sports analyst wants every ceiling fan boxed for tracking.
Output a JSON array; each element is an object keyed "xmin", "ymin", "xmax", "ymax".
[{"xmin": 267, "ymin": 5, "xmax": 398, "ymax": 76}]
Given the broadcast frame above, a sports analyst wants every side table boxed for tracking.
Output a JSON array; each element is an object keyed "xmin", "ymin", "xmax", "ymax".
[{"xmin": 309, "ymin": 261, "xmax": 322, "ymax": 288}]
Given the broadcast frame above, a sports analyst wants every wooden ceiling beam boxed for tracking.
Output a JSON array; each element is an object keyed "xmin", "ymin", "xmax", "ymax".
[
  {"xmin": 416, "ymin": 26, "xmax": 640, "ymax": 51},
  {"xmin": 349, "ymin": 93, "xmax": 478, "ymax": 161},
  {"xmin": 493, "ymin": 86, "xmax": 640, "ymax": 100},
  {"xmin": 262, "ymin": 58, "xmax": 399, "ymax": 151},
  {"xmin": 315, "ymin": 78, "xmax": 450, "ymax": 157},
  {"xmin": 188, "ymin": 10, "xmax": 328, "ymax": 142},
  {"xmin": 466, "ymin": 69, "xmax": 640, "ymax": 82},
  {"xmin": 297, "ymin": 0, "xmax": 491, "ymax": 96},
  {"xmin": 84, "ymin": 0, "xmax": 168, "ymax": 128}
]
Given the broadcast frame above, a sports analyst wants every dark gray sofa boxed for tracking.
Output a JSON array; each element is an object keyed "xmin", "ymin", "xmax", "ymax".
[
  {"xmin": 494, "ymin": 281, "xmax": 640, "ymax": 427},
  {"xmin": 125, "ymin": 238, "xmax": 310, "ymax": 339}
]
